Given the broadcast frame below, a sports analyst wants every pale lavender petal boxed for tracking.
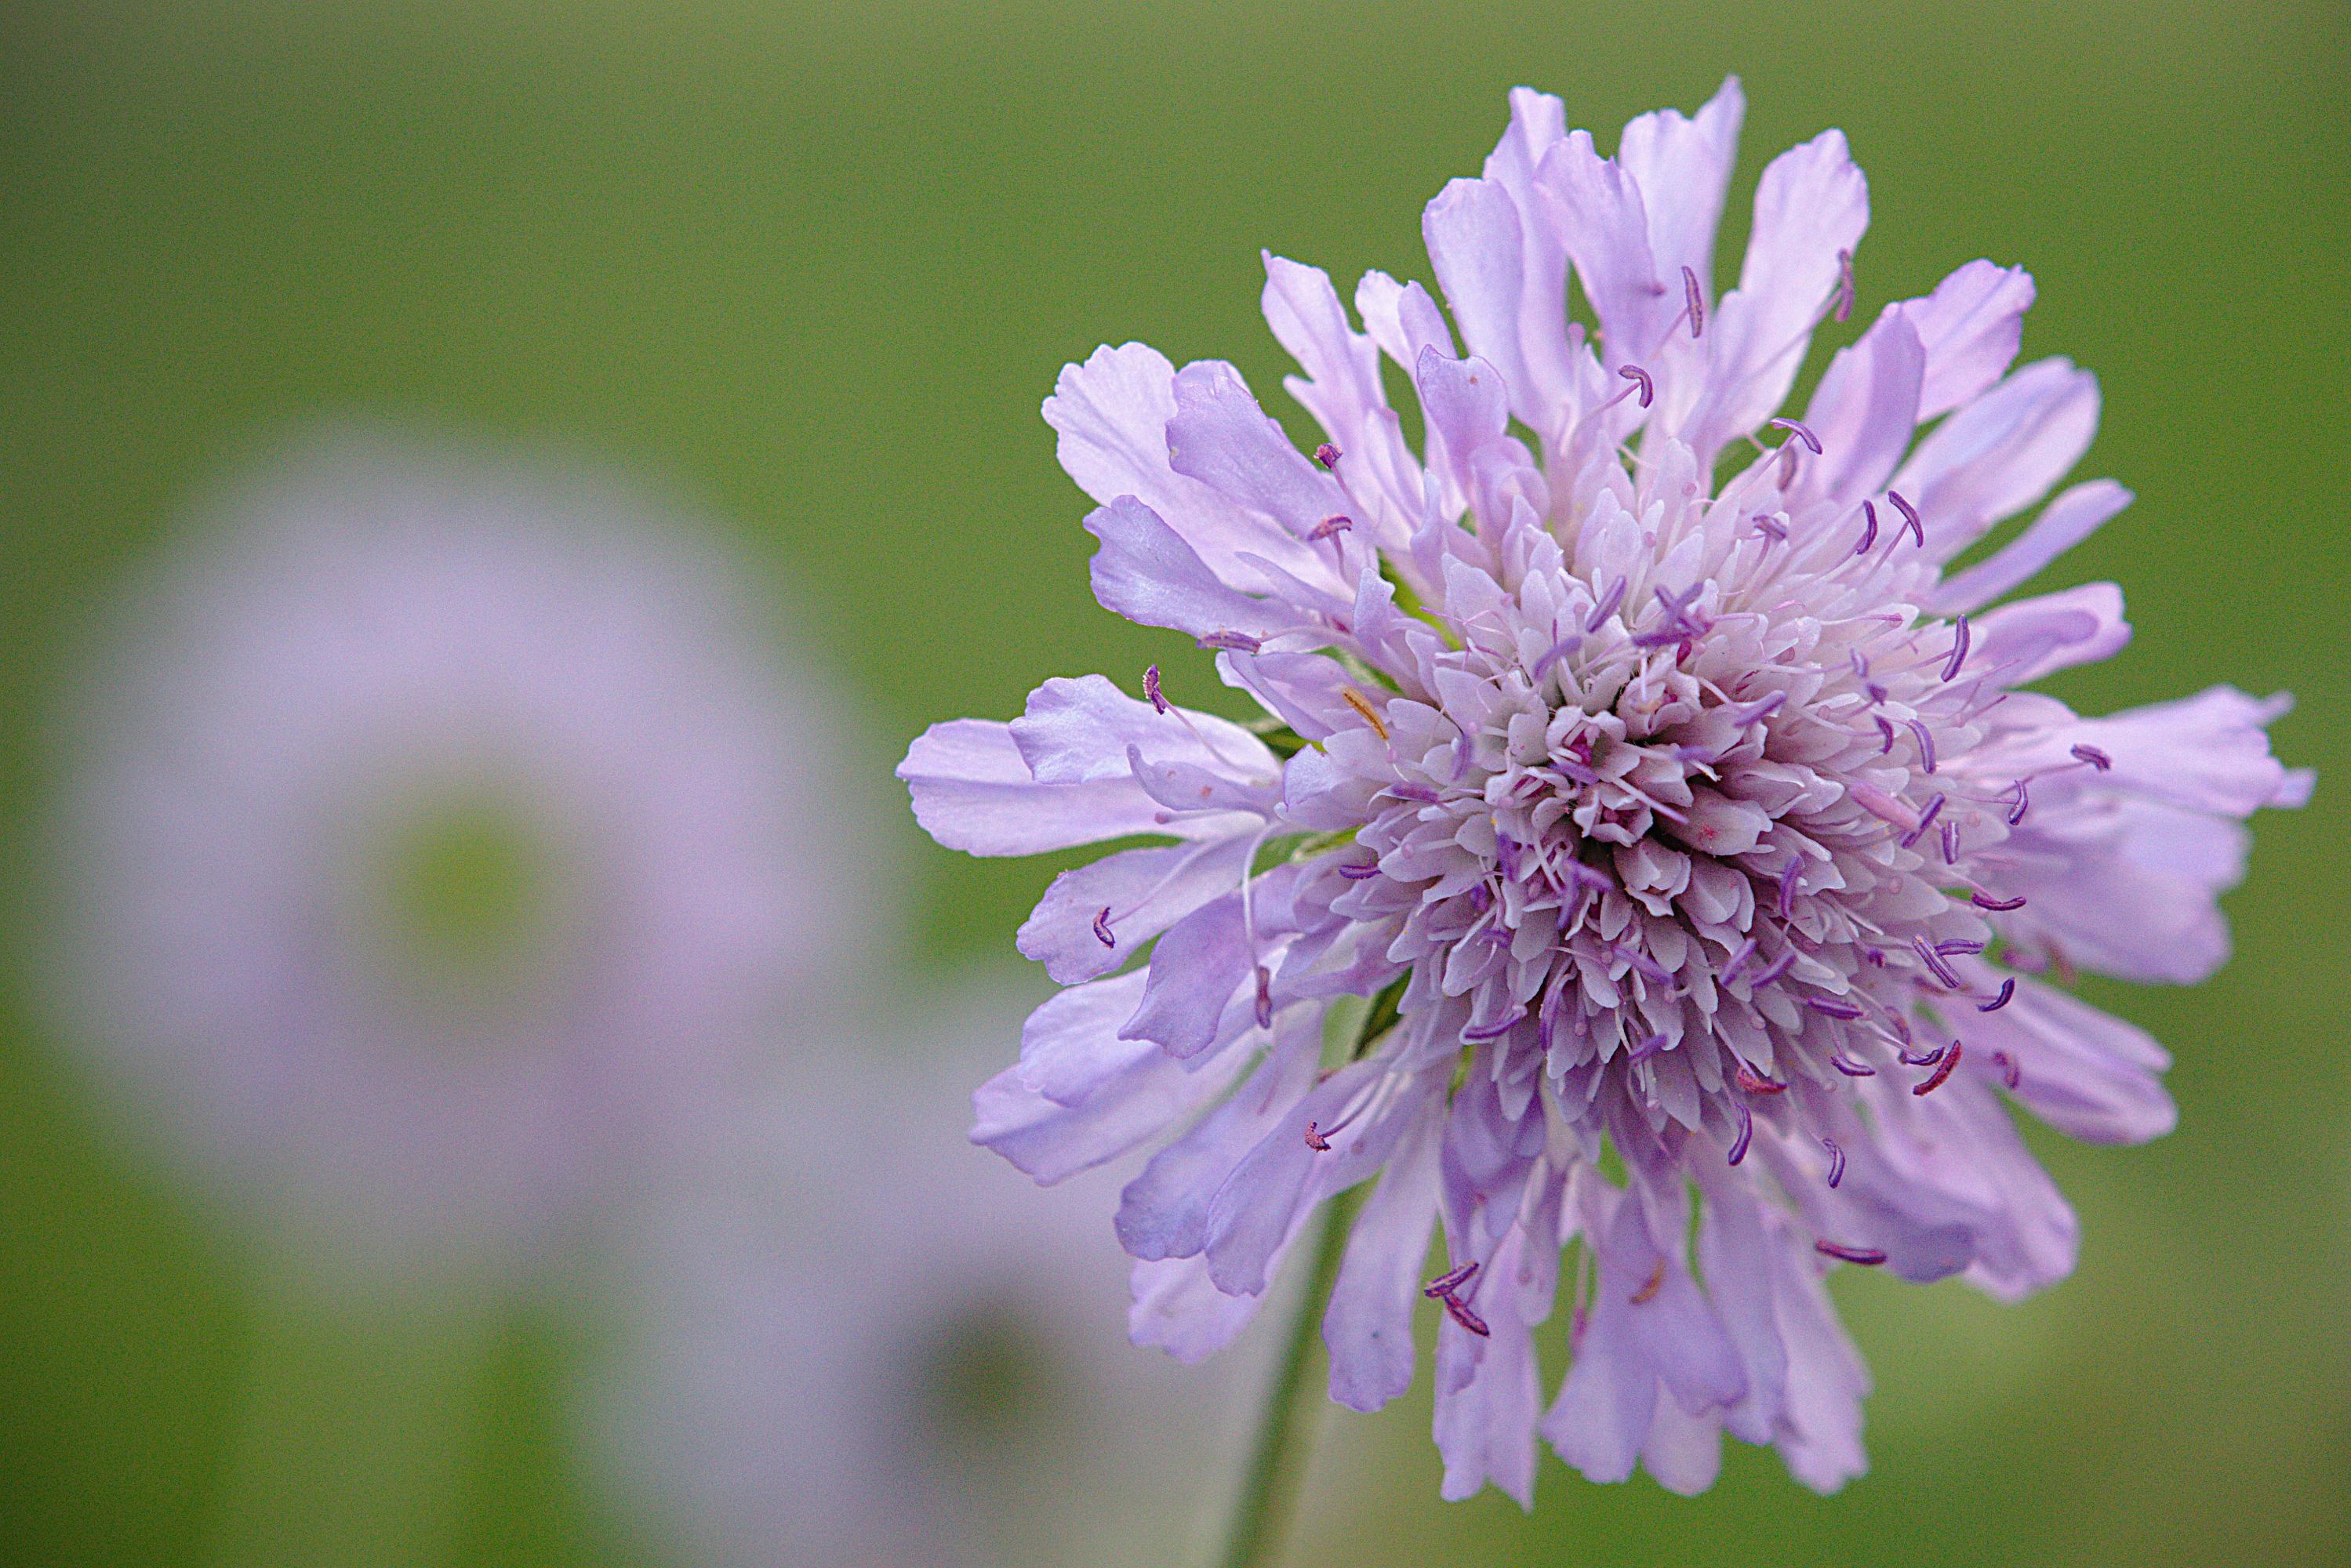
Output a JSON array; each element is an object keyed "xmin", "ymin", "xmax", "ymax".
[
  {"xmin": 1931, "ymin": 479, "xmax": 2134, "ymax": 612},
  {"xmin": 1967, "ymin": 978, "xmax": 2174, "ymax": 1143},
  {"xmin": 1894, "ymin": 358, "xmax": 2102, "ymax": 560},
  {"xmin": 1794, "ymin": 307, "xmax": 1924, "ymax": 505},
  {"xmin": 1968, "ymin": 581, "xmax": 2131, "ymax": 684},
  {"xmin": 1905, "ymin": 258, "xmax": 2037, "ymax": 419},
  {"xmin": 1017, "ymin": 833, "xmax": 1256, "ymax": 985},
  {"xmin": 1085, "ymin": 495, "xmax": 1302, "ymax": 639},
  {"xmin": 1324, "ymin": 1084, "xmax": 1445, "ymax": 1412},
  {"xmin": 899, "ymin": 718, "xmax": 1165, "ymax": 855}
]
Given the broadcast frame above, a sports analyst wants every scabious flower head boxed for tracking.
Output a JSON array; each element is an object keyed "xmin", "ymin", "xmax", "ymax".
[
  {"xmin": 49, "ymin": 431, "xmax": 856, "ymax": 1290},
  {"xmin": 899, "ymin": 78, "xmax": 2311, "ymax": 1501}
]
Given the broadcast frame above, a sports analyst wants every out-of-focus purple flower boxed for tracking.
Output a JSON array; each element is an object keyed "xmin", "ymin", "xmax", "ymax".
[
  {"xmin": 579, "ymin": 981, "xmax": 1252, "ymax": 1568},
  {"xmin": 48, "ymin": 430, "xmax": 867, "ymax": 1290},
  {"xmin": 899, "ymin": 79, "xmax": 2312, "ymax": 1501}
]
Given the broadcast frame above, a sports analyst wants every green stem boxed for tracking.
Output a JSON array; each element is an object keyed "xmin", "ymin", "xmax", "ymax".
[{"xmin": 1212, "ymin": 1186, "xmax": 1360, "ymax": 1568}]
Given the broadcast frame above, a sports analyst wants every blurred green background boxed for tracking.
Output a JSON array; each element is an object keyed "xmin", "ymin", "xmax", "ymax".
[{"xmin": 2, "ymin": 0, "xmax": 2346, "ymax": 1563}]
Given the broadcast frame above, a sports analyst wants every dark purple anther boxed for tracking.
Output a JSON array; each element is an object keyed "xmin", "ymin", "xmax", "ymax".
[
  {"xmin": 1338, "ymin": 860, "xmax": 1382, "ymax": 880},
  {"xmin": 1937, "ymin": 938, "xmax": 1987, "ymax": 955},
  {"xmin": 1777, "ymin": 857, "xmax": 1803, "ymax": 918},
  {"xmin": 1388, "ymin": 782, "xmax": 1441, "ymax": 804},
  {"xmin": 1721, "ymin": 938, "xmax": 1758, "ymax": 983},
  {"xmin": 1831, "ymin": 1051, "xmax": 1877, "ymax": 1077},
  {"xmin": 1303, "ymin": 1121, "xmax": 1332, "ymax": 1152},
  {"xmin": 1463, "ymin": 1013, "xmax": 1521, "ymax": 1042},
  {"xmin": 2070, "ymin": 743, "xmax": 2113, "ymax": 771},
  {"xmin": 1822, "ymin": 1136, "xmax": 1847, "ymax": 1189},
  {"xmin": 1816, "ymin": 1240, "xmax": 1888, "ymax": 1266},
  {"xmin": 1913, "ymin": 1040, "xmax": 1962, "ymax": 1095},
  {"xmin": 1143, "ymin": 663, "xmax": 1168, "ymax": 715},
  {"xmin": 1751, "ymin": 949, "xmax": 1797, "ymax": 987},
  {"xmin": 2007, "ymin": 779, "xmax": 2030, "ymax": 826},
  {"xmin": 1441, "ymin": 1293, "xmax": 1492, "ymax": 1338},
  {"xmin": 1615, "ymin": 945, "xmax": 1673, "ymax": 984},
  {"xmin": 1728, "ymin": 1102, "xmax": 1753, "ymax": 1166},
  {"xmin": 1618, "ymin": 363, "xmax": 1655, "ymax": 407},
  {"xmin": 1093, "ymin": 907, "xmax": 1117, "ymax": 948},
  {"xmin": 1898, "ymin": 1042, "xmax": 1946, "ymax": 1067},
  {"xmin": 1735, "ymin": 1062, "xmax": 1788, "ymax": 1095},
  {"xmin": 1752, "ymin": 513, "xmax": 1790, "ymax": 543},
  {"xmin": 1532, "ymin": 633, "xmax": 1583, "ymax": 679},
  {"xmin": 1737, "ymin": 691, "xmax": 1786, "ymax": 725},
  {"xmin": 1683, "ymin": 265, "xmax": 1706, "ymax": 338},
  {"xmin": 1626, "ymin": 1031, "xmax": 1669, "ymax": 1064},
  {"xmin": 1197, "ymin": 630, "xmax": 1263, "ymax": 654},
  {"xmin": 1804, "ymin": 996, "xmax": 1864, "ymax": 1018},
  {"xmin": 1992, "ymin": 1050, "xmax": 2021, "ymax": 1091},
  {"xmin": 1972, "ymin": 891, "xmax": 2028, "ymax": 912},
  {"xmin": 1889, "ymin": 490, "xmax": 1924, "ymax": 547},
  {"xmin": 1254, "ymin": 966, "xmax": 1274, "ymax": 1029},
  {"xmin": 1310, "ymin": 514, "xmax": 1353, "ymax": 541},
  {"xmin": 1913, "ymin": 936, "xmax": 1963, "ymax": 988},
  {"xmin": 1899, "ymin": 792, "xmax": 1947, "ymax": 848},
  {"xmin": 1875, "ymin": 715, "xmax": 1899, "ymax": 754},
  {"xmin": 1854, "ymin": 499, "xmax": 1879, "ymax": 555},
  {"xmin": 1907, "ymin": 719, "xmax": 1939, "ymax": 774},
  {"xmin": 1942, "ymin": 614, "xmax": 1971, "ymax": 681},
  {"xmin": 1833, "ymin": 247, "xmax": 1855, "ymax": 323},
  {"xmin": 1941, "ymin": 820, "xmax": 1961, "ymax": 865},
  {"xmin": 1314, "ymin": 442, "xmax": 1342, "ymax": 470},
  {"xmin": 1424, "ymin": 1260, "xmax": 1477, "ymax": 1298},
  {"xmin": 1770, "ymin": 417, "xmax": 1824, "ymax": 454},
  {"xmin": 1585, "ymin": 575, "xmax": 1628, "ymax": 632},
  {"xmin": 1979, "ymin": 977, "xmax": 2016, "ymax": 1012}
]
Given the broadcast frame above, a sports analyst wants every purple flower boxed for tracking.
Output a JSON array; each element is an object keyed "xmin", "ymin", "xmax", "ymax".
[
  {"xmin": 48, "ymin": 432, "xmax": 863, "ymax": 1290},
  {"xmin": 899, "ymin": 80, "xmax": 2310, "ymax": 1501}
]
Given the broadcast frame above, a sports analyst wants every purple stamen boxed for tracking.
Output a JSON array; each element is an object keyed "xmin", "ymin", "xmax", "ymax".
[
  {"xmin": 1830, "ymin": 1051, "xmax": 1877, "ymax": 1077},
  {"xmin": 1735, "ymin": 1061, "xmax": 1789, "ymax": 1095},
  {"xmin": 1387, "ymin": 782, "xmax": 1442, "ymax": 804},
  {"xmin": 1197, "ymin": 630, "xmax": 1263, "ymax": 654},
  {"xmin": 1899, "ymin": 1043, "xmax": 1946, "ymax": 1068},
  {"xmin": 1532, "ymin": 633, "xmax": 1583, "ymax": 679},
  {"xmin": 1309, "ymin": 514, "xmax": 1353, "ymax": 541},
  {"xmin": 1854, "ymin": 498, "xmax": 1879, "ymax": 555},
  {"xmin": 1752, "ymin": 513, "xmax": 1790, "ymax": 543},
  {"xmin": 1992, "ymin": 1049, "xmax": 2022, "ymax": 1091},
  {"xmin": 1875, "ymin": 714, "xmax": 1899, "ymax": 754},
  {"xmin": 1906, "ymin": 719, "xmax": 1939, "ymax": 774},
  {"xmin": 1777, "ymin": 857, "xmax": 1803, "ymax": 918},
  {"xmin": 1585, "ymin": 575, "xmax": 1628, "ymax": 632},
  {"xmin": 1423, "ymin": 1260, "xmax": 1477, "ymax": 1298},
  {"xmin": 1899, "ymin": 792, "xmax": 1947, "ymax": 848},
  {"xmin": 1728, "ymin": 1102, "xmax": 1753, "ymax": 1166},
  {"xmin": 1833, "ymin": 248, "xmax": 1855, "ymax": 322},
  {"xmin": 1913, "ymin": 936, "xmax": 1963, "ymax": 988},
  {"xmin": 1615, "ymin": 945, "xmax": 1673, "ymax": 984},
  {"xmin": 1822, "ymin": 1136, "xmax": 1847, "ymax": 1188},
  {"xmin": 1682, "ymin": 265, "xmax": 1706, "ymax": 338},
  {"xmin": 1618, "ymin": 363, "xmax": 1655, "ymax": 408},
  {"xmin": 1303, "ymin": 1121, "xmax": 1332, "ymax": 1152},
  {"xmin": 1314, "ymin": 442, "xmax": 1341, "ymax": 470},
  {"xmin": 1937, "ymin": 939, "xmax": 1987, "ymax": 955},
  {"xmin": 2070, "ymin": 743, "xmax": 2113, "ymax": 771},
  {"xmin": 1978, "ymin": 977, "xmax": 2016, "ymax": 1012},
  {"xmin": 1972, "ymin": 891, "xmax": 2028, "ymax": 912},
  {"xmin": 1092, "ymin": 907, "xmax": 1117, "ymax": 948},
  {"xmin": 1804, "ymin": 995, "xmax": 1864, "ymax": 1018},
  {"xmin": 1913, "ymin": 1040, "xmax": 1963, "ymax": 1095},
  {"xmin": 1626, "ymin": 1031, "xmax": 1669, "ymax": 1064},
  {"xmin": 1750, "ymin": 949, "xmax": 1797, "ymax": 987},
  {"xmin": 2007, "ymin": 779, "xmax": 2030, "ymax": 826},
  {"xmin": 1440, "ymin": 1293, "xmax": 1492, "ymax": 1338},
  {"xmin": 1736, "ymin": 691, "xmax": 1787, "ymax": 725},
  {"xmin": 1942, "ymin": 614, "xmax": 1972, "ymax": 681},
  {"xmin": 1941, "ymin": 820, "xmax": 1961, "ymax": 865},
  {"xmin": 1770, "ymin": 416, "xmax": 1824, "ymax": 454},
  {"xmin": 1721, "ymin": 938, "xmax": 1758, "ymax": 983},
  {"xmin": 1338, "ymin": 860, "xmax": 1382, "ymax": 880},
  {"xmin": 1254, "ymin": 966, "xmax": 1274, "ymax": 1029},
  {"xmin": 1463, "ymin": 1013, "xmax": 1521, "ymax": 1042},
  {"xmin": 1816, "ymin": 1240, "xmax": 1888, "ymax": 1266},
  {"xmin": 1889, "ymin": 490, "xmax": 1924, "ymax": 547}
]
